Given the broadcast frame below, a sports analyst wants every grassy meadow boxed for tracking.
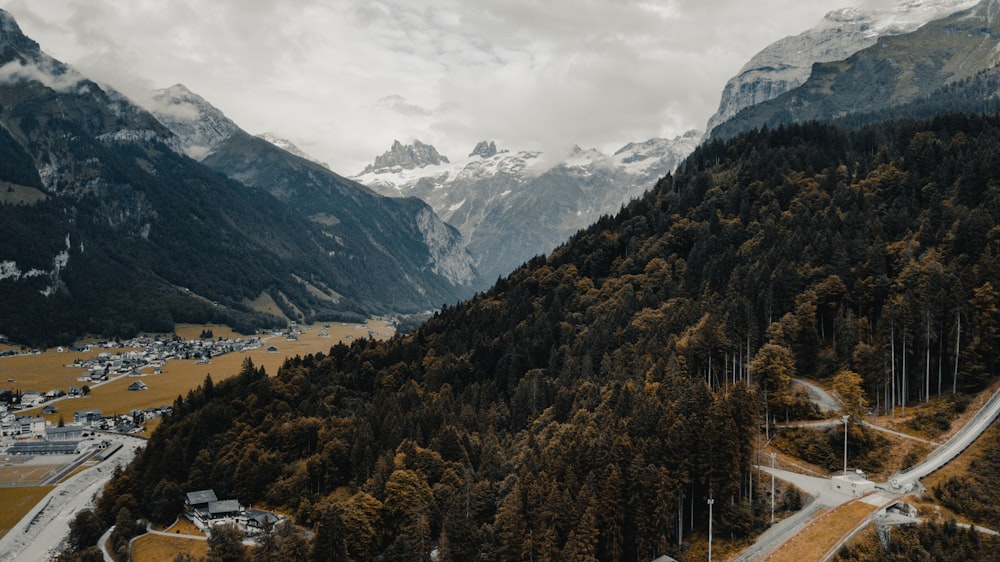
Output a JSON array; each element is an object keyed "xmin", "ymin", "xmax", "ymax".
[
  {"xmin": 130, "ymin": 532, "xmax": 210, "ymax": 561},
  {"xmin": 0, "ymin": 486, "xmax": 55, "ymax": 536},
  {"xmin": 0, "ymin": 321, "xmax": 393, "ymax": 543},
  {"xmin": 3, "ymin": 321, "xmax": 393, "ymax": 425}
]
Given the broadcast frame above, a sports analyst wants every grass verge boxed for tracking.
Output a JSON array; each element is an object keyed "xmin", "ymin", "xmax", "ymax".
[{"xmin": 0, "ymin": 486, "xmax": 55, "ymax": 538}]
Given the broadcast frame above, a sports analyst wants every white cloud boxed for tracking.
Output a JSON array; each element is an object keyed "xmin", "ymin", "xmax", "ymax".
[
  {"xmin": 0, "ymin": 58, "xmax": 85, "ymax": 92},
  {"xmin": 1, "ymin": 0, "xmax": 852, "ymax": 173}
]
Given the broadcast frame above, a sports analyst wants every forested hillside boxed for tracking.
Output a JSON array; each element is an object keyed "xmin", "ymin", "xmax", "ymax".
[{"xmin": 89, "ymin": 114, "xmax": 1000, "ymax": 561}]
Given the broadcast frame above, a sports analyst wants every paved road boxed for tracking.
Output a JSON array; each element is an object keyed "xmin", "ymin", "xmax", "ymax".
[
  {"xmin": 778, "ymin": 418, "xmax": 941, "ymax": 446},
  {"xmin": 0, "ymin": 435, "xmax": 143, "ymax": 562},
  {"xmin": 735, "ymin": 383, "xmax": 1000, "ymax": 561},
  {"xmin": 887, "ymin": 383, "xmax": 1000, "ymax": 491},
  {"xmin": 793, "ymin": 378, "xmax": 842, "ymax": 413}
]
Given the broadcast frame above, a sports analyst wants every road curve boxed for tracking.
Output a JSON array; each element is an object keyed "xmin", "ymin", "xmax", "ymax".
[
  {"xmin": 793, "ymin": 378, "xmax": 842, "ymax": 413},
  {"xmin": 888, "ymin": 383, "xmax": 1000, "ymax": 490}
]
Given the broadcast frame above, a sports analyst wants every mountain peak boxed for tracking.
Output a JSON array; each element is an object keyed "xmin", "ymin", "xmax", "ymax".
[
  {"xmin": 0, "ymin": 9, "xmax": 39, "ymax": 56},
  {"xmin": 147, "ymin": 84, "xmax": 241, "ymax": 160},
  {"xmin": 362, "ymin": 139, "xmax": 449, "ymax": 174},
  {"xmin": 469, "ymin": 140, "xmax": 498, "ymax": 158},
  {"xmin": 257, "ymin": 132, "xmax": 330, "ymax": 169},
  {"xmin": 706, "ymin": 0, "xmax": 978, "ymax": 136}
]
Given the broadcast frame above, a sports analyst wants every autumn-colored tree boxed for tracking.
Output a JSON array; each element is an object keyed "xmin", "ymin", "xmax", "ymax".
[{"xmin": 832, "ymin": 369, "xmax": 869, "ymax": 422}]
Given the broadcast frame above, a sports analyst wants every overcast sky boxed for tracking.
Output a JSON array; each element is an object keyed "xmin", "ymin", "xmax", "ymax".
[{"xmin": 2, "ymin": 0, "xmax": 856, "ymax": 173}]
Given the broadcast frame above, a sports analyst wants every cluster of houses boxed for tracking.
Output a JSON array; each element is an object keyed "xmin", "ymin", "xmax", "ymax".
[
  {"xmin": 0, "ymin": 333, "xmax": 266, "ymax": 417},
  {"xmin": 184, "ymin": 489, "xmax": 284, "ymax": 537},
  {"xmin": 70, "ymin": 334, "xmax": 263, "ymax": 381},
  {"xmin": 1, "ymin": 405, "xmax": 172, "ymax": 455}
]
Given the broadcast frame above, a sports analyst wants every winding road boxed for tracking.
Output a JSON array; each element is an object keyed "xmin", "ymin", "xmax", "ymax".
[{"xmin": 732, "ymin": 382, "xmax": 1000, "ymax": 561}]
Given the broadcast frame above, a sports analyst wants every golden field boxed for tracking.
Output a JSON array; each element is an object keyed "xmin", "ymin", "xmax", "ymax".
[
  {"xmin": 0, "ymin": 486, "xmax": 54, "ymax": 536},
  {"xmin": 131, "ymin": 533, "xmax": 210, "ymax": 562},
  {"xmin": 3, "ymin": 321, "xmax": 393, "ymax": 425},
  {"xmin": 0, "ymin": 321, "xmax": 392, "ymax": 543}
]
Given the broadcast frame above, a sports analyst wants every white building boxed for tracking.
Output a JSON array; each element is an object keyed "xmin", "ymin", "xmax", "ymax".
[{"xmin": 831, "ymin": 470, "xmax": 876, "ymax": 497}]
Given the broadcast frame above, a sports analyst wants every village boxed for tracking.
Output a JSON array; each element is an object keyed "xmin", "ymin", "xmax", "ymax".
[{"xmin": 0, "ymin": 331, "xmax": 270, "ymax": 455}]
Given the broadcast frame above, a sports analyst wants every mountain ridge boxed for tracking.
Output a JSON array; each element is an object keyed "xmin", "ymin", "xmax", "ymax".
[
  {"xmin": 0, "ymin": 9, "xmax": 474, "ymax": 345},
  {"xmin": 706, "ymin": 0, "xmax": 979, "ymax": 137},
  {"xmin": 710, "ymin": 0, "xmax": 1000, "ymax": 140},
  {"xmin": 353, "ymin": 132, "xmax": 700, "ymax": 283}
]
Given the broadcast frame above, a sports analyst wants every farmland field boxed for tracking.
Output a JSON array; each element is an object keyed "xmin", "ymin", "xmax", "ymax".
[
  {"xmin": 0, "ymin": 486, "xmax": 54, "ymax": 536},
  {"xmin": 0, "ymin": 464, "xmax": 60, "ymax": 486},
  {"xmin": 131, "ymin": 532, "xmax": 210, "ymax": 562},
  {"xmin": 3, "ymin": 321, "xmax": 394, "ymax": 425},
  {"xmin": 0, "ymin": 321, "xmax": 392, "ymax": 543}
]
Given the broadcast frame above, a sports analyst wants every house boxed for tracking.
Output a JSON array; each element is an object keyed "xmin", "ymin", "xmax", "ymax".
[
  {"xmin": 127, "ymin": 381, "xmax": 148, "ymax": 391},
  {"xmin": 207, "ymin": 500, "xmax": 242, "ymax": 521},
  {"xmin": 185, "ymin": 489, "xmax": 219, "ymax": 512},
  {"xmin": 67, "ymin": 387, "xmax": 83, "ymax": 398},
  {"xmin": 245, "ymin": 509, "xmax": 282, "ymax": 532},
  {"xmin": 266, "ymin": 346, "xmax": 278, "ymax": 353},
  {"xmin": 73, "ymin": 409, "xmax": 102, "ymax": 424},
  {"xmin": 41, "ymin": 404, "xmax": 57, "ymax": 415},
  {"xmin": 19, "ymin": 391, "xmax": 44, "ymax": 407},
  {"xmin": 18, "ymin": 416, "xmax": 45, "ymax": 435}
]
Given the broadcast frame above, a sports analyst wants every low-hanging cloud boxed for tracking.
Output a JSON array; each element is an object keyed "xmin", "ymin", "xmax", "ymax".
[
  {"xmin": 0, "ymin": 58, "xmax": 86, "ymax": 93},
  {"xmin": 377, "ymin": 94, "xmax": 433, "ymax": 117}
]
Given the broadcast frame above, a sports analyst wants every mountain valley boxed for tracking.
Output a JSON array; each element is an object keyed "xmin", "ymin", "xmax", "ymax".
[{"xmin": 5, "ymin": 1, "xmax": 1000, "ymax": 561}]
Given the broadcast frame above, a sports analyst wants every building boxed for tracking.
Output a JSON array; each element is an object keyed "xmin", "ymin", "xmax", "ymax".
[
  {"xmin": 18, "ymin": 416, "xmax": 45, "ymax": 435},
  {"xmin": 185, "ymin": 489, "xmax": 219, "ymax": 512},
  {"xmin": 185, "ymin": 489, "xmax": 246, "ymax": 530},
  {"xmin": 47, "ymin": 425, "xmax": 84, "ymax": 441},
  {"xmin": 831, "ymin": 470, "xmax": 876, "ymax": 497},
  {"xmin": 127, "ymin": 381, "xmax": 148, "ymax": 391},
  {"xmin": 19, "ymin": 391, "xmax": 44, "ymax": 407},
  {"xmin": 73, "ymin": 409, "xmax": 103, "ymax": 424},
  {"xmin": 7, "ymin": 440, "xmax": 79, "ymax": 455}
]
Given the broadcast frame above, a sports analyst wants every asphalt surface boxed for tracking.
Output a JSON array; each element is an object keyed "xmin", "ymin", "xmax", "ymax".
[
  {"xmin": 734, "ymin": 382, "xmax": 1000, "ymax": 560},
  {"xmin": 0, "ymin": 435, "xmax": 143, "ymax": 562}
]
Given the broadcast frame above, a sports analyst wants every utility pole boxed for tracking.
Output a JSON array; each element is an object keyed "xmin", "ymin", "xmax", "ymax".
[
  {"xmin": 707, "ymin": 497, "xmax": 715, "ymax": 562},
  {"xmin": 770, "ymin": 452, "xmax": 776, "ymax": 524},
  {"xmin": 842, "ymin": 414, "xmax": 850, "ymax": 475}
]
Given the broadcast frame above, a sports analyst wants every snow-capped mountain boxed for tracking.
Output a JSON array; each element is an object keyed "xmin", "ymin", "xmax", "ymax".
[
  {"xmin": 711, "ymin": 0, "xmax": 1000, "ymax": 141},
  {"xmin": 148, "ymin": 84, "xmax": 241, "ymax": 160},
  {"xmin": 257, "ymin": 133, "xmax": 330, "ymax": 169},
  {"xmin": 362, "ymin": 139, "xmax": 450, "ymax": 174},
  {"xmin": 706, "ymin": 0, "xmax": 979, "ymax": 137},
  {"xmin": 354, "ymin": 132, "xmax": 700, "ymax": 283}
]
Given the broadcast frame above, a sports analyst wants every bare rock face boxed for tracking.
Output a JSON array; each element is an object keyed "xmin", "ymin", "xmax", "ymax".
[
  {"xmin": 362, "ymin": 140, "xmax": 450, "ymax": 174},
  {"xmin": 469, "ymin": 140, "xmax": 498, "ymax": 158},
  {"xmin": 706, "ymin": 0, "xmax": 978, "ymax": 137},
  {"xmin": 0, "ymin": 9, "xmax": 39, "ymax": 54},
  {"xmin": 354, "ymin": 132, "xmax": 701, "ymax": 284}
]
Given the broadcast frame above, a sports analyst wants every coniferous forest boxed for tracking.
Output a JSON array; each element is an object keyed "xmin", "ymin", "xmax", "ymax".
[{"xmin": 81, "ymin": 114, "xmax": 1000, "ymax": 561}]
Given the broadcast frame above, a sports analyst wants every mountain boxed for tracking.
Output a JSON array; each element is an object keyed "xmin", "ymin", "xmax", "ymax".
[
  {"xmin": 354, "ymin": 131, "xmax": 700, "ymax": 283},
  {"xmin": 102, "ymin": 114, "xmax": 1000, "ymax": 560},
  {"xmin": 147, "ymin": 84, "xmax": 476, "ymax": 295},
  {"xmin": 706, "ymin": 0, "xmax": 978, "ymax": 136},
  {"xmin": 711, "ymin": 0, "xmax": 1000, "ymax": 140},
  {"xmin": 0, "ymin": 10, "xmax": 471, "ymax": 346},
  {"xmin": 361, "ymin": 139, "xmax": 449, "ymax": 174},
  {"xmin": 256, "ymin": 132, "xmax": 330, "ymax": 169}
]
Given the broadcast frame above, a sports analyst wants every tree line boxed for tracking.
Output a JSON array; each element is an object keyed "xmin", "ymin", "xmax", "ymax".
[{"xmin": 65, "ymin": 113, "xmax": 1000, "ymax": 561}]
